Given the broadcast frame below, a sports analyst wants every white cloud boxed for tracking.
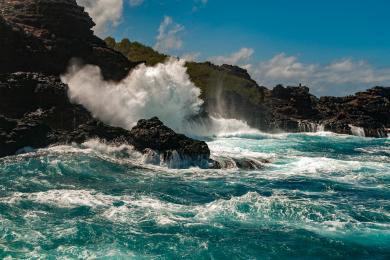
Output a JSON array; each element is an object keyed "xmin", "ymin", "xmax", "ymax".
[
  {"xmin": 253, "ymin": 53, "xmax": 315, "ymax": 80},
  {"xmin": 181, "ymin": 52, "xmax": 201, "ymax": 62},
  {"xmin": 154, "ymin": 16, "xmax": 184, "ymax": 52},
  {"xmin": 129, "ymin": 0, "xmax": 144, "ymax": 7},
  {"xmin": 249, "ymin": 53, "xmax": 390, "ymax": 96},
  {"xmin": 76, "ymin": 0, "xmax": 123, "ymax": 37},
  {"xmin": 209, "ymin": 48, "xmax": 254, "ymax": 66}
]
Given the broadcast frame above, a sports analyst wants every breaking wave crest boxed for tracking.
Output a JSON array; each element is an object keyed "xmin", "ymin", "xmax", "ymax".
[{"xmin": 2, "ymin": 189, "xmax": 389, "ymax": 245}]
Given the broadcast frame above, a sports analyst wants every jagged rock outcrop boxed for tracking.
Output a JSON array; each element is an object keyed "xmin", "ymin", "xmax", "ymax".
[
  {"xmin": 0, "ymin": 0, "xmax": 136, "ymax": 80},
  {"xmin": 317, "ymin": 87, "xmax": 390, "ymax": 137},
  {"xmin": 261, "ymin": 85, "xmax": 390, "ymax": 137},
  {"xmin": 0, "ymin": 72, "xmax": 211, "ymax": 167}
]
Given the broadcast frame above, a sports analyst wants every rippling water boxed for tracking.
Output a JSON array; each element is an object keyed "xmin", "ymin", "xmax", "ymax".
[{"xmin": 0, "ymin": 132, "xmax": 389, "ymax": 259}]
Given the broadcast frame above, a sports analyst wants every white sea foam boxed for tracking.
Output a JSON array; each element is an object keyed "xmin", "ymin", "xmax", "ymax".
[
  {"xmin": 349, "ymin": 124, "xmax": 366, "ymax": 137},
  {"xmin": 184, "ymin": 116, "xmax": 263, "ymax": 138},
  {"xmin": 2, "ymin": 189, "xmax": 109, "ymax": 208},
  {"xmin": 3, "ymin": 186, "xmax": 390, "ymax": 246}
]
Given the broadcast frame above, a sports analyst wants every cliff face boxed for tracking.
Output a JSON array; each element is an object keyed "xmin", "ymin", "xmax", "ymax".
[
  {"xmin": 0, "ymin": 0, "xmax": 134, "ymax": 80},
  {"xmin": 0, "ymin": 0, "xmax": 94, "ymax": 38}
]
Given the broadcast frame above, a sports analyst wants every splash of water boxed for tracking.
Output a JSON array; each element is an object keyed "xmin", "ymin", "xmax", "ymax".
[
  {"xmin": 182, "ymin": 116, "xmax": 262, "ymax": 138},
  {"xmin": 298, "ymin": 121, "xmax": 325, "ymax": 132},
  {"xmin": 349, "ymin": 124, "xmax": 366, "ymax": 137},
  {"xmin": 61, "ymin": 58, "xmax": 204, "ymax": 133}
]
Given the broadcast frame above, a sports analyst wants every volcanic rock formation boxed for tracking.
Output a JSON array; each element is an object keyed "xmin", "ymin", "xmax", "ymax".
[{"xmin": 0, "ymin": 0, "xmax": 135, "ymax": 80}]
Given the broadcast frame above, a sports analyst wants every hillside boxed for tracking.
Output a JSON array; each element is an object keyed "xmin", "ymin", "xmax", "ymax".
[
  {"xmin": 105, "ymin": 37, "xmax": 167, "ymax": 66},
  {"xmin": 104, "ymin": 37, "xmax": 272, "ymax": 127}
]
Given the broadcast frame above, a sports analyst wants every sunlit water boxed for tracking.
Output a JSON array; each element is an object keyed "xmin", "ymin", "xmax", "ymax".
[{"xmin": 0, "ymin": 132, "xmax": 389, "ymax": 259}]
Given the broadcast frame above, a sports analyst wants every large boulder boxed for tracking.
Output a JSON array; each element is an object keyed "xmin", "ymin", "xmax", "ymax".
[{"xmin": 130, "ymin": 117, "xmax": 211, "ymax": 168}]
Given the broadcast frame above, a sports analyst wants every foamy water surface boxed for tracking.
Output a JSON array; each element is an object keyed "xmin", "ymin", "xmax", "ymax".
[{"xmin": 0, "ymin": 132, "xmax": 389, "ymax": 259}]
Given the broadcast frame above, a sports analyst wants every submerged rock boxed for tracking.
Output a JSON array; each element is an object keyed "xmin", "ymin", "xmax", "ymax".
[{"xmin": 211, "ymin": 156, "xmax": 269, "ymax": 170}]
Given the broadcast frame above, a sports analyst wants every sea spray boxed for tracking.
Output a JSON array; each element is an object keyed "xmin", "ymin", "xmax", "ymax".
[
  {"xmin": 349, "ymin": 124, "xmax": 366, "ymax": 137},
  {"xmin": 183, "ymin": 116, "xmax": 262, "ymax": 138},
  {"xmin": 61, "ymin": 58, "xmax": 204, "ymax": 133},
  {"xmin": 61, "ymin": 59, "xmax": 261, "ymax": 138}
]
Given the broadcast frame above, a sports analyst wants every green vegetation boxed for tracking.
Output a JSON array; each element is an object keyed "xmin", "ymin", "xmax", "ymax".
[
  {"xmin": 105, "ymin": 37, "xmax": 167, "ymax": 66},
  {"xmin": 185, "ymin": 61, "xmax": 265, "ymax": 104}
]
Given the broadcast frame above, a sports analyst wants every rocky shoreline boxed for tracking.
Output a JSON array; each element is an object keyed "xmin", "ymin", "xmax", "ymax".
[
  {"xmin": 0, "ymin": 0, "xmax": 389, "ymax": 165},
  {"xmin": 263, "ymin": 85, "xmax": 390, "ymax": 137}
]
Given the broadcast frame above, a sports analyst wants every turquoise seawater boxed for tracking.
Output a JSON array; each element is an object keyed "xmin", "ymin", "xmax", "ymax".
[{"xmin": 0, "ymin": 132, "xmax": 389, "ymax": 259}]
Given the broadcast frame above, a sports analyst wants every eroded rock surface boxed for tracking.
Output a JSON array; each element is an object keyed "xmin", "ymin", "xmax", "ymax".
[{"xmin": 0, "ymin": 0, "xmax": 136, "ymax": 80}]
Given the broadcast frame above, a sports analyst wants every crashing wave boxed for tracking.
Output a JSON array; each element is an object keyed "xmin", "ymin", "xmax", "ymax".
[
  {"xmin": 62, "ymin": 58, "xmax": 204, "ymax": 134},
  {"xmin": 348, "ymin": 124, "xmax": 366, "ymax": 137}
]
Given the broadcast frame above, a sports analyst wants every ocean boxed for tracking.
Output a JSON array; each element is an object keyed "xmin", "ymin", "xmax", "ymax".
[{"xmin": 0, "ymin": 132, "xmax": 389, "ymax": 259}]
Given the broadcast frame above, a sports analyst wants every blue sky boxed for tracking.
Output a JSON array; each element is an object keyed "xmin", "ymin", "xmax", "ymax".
[{"xmin": 77, "ymin": 0, "xmax": 390, "ymax": 96}]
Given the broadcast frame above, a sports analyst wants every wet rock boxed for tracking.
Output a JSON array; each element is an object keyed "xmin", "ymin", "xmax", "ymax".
[
  {"xmin": 130, "ymin": 117, "xmax": 211, "ymax": 168},
  {"xmin": 210, "ymin": 156, "xmax": 270, "ymax": 170}
]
